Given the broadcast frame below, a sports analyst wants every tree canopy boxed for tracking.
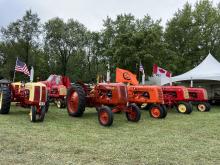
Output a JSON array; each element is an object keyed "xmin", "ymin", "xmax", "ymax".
[{"xmin": 1, "ymin": 0, "xmax": 220, "ymax": 82}]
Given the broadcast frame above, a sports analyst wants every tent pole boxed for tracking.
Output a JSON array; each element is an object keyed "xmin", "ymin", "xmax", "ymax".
[{"xmin": 190, "ymin": 77, "xmax": 193, "ymax": 87}]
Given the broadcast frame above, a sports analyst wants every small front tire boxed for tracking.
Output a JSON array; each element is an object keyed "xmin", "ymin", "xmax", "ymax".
[{"xmin": 98, "ymin": 106, "xmax": 114, "ymax": 126}]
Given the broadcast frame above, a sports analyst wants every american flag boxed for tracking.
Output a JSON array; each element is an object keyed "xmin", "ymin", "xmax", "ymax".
[
  {"xmin": 15, "ymin": 58, "xmax": 30, "ymax": 76},
  {"xmin": 139, "ymin": 62, "xmax": 144, "ymax": 73}
]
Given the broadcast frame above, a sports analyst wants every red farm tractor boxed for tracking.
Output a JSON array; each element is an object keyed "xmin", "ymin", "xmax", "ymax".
[
  {"xmin": 126, "ymin": 85, "xmax": 167, "ymax": 119},
  {"xmin": 67, "ymin": 82, "xmax": 141, "ymax": 126},
  {"xmin": 187, "ymin": 87, "xmax": 211, "ymax": 112},
  {"xmin": 0, "ymin": 79, "xmax": 48, "ymax": 122},
  {"xmin": 41, "ymin": 75, "xmax": 71, "ymax": 108},
  {"xmin": 162, "ymin": 86, "xmax": 192, "ymax": 114}
]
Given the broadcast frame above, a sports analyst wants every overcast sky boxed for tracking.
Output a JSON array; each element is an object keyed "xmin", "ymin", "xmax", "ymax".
[{"xmin": 0, "ymin": 0, "xmax": 219, "ymax": 31}]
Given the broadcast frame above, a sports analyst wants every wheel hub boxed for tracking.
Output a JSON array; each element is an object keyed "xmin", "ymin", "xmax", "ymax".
[
  {"xmin": 151, "ymin": 107, "xmax": 160, "ymax": 118},
  {"xmin": 178, "ymin": 104, "xmax": 187, "ymax": 113},
  {"xmin": 100, "ymin": 111, "xmax": 109, "ymax": 124},
  {"xmin": 198, "ymin": 104, "xmax": 206, "ymax": 111},
  {"xmin": 68, "ymin": 90, "xmax": 79, "ymax": 113}
]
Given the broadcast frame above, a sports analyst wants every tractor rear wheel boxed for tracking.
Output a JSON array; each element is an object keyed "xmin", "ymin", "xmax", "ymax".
[
  {"xmin": 176, "ymin": 102, "xmax": 192, "ymax": 114},
  {"xmin": 126, "ymin": 104, "xmax": 141, "ymax": 122},
  {"xmin": 149, "ymin": 104, "xmax": 167, "ymax": 119},
  {"xmin": 161, "ymin": 105, "xmax": 168, "ymax": 118},
  {"xmin": 197, "ymin": 102, "xmax": 211, "ymax": 112},
  {"xmin": 98, "ymin": 106, "xmax": 113, "ymax": 126},
  {"xmin": 30, "ymin": 106, "xmax": 37, "ymax": 122},
  {"xmin": 0, "ymin": 85, "xmax": 11, "ymax": 114},
  {"xmin": 67, "ymin": 85, "xmax": 86, "ymax": 117}
]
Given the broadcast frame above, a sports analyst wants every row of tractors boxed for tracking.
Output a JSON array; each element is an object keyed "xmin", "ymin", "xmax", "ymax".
[{"xmin": 0, "ymin": 74, "xmax": 211, "ymax": 126}]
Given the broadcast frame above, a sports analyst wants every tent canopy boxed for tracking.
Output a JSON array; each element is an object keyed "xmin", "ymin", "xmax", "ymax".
[{"xmin": 161, "ymin": 53, "xmax": 220, "ymax": 85}]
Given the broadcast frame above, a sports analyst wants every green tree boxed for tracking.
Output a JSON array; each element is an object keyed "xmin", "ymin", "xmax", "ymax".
[
  {"xmin": 165, "ymin": 0, "xmax": 220, "ymax": 74},
  {"xmin": 44, "ymin": 18, "xmax": 87, "ymax": 76},
  {"xmin": 0, "ymin": 10, "xmax": 42, "ymax": 80},
  {"xmin": 1, "ymin": 9, "xmax": 41, "ymax": 65}
]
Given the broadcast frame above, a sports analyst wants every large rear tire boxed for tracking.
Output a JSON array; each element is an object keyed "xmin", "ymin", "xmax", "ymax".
[
  {"xmin": 98, "ymin": 106, "xmax": 113, "ymax": 126},
  {"xmin": 126, "ymin": 104, "xmax": 141, "ymax": 122},
  {"xmin": 176, "ymin": 102, "xmax": 192, "ymax": 114},
  {"xmin": 67, "ymin": 85, "xmax": 86, "ymax": 117},
  {"xmin": 0, "ymin": 85, "xmax": 11, "ymax": 114}
]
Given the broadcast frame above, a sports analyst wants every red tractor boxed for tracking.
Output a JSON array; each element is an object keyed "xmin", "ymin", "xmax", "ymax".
[
  {"xmin": 41, "ymin": 75, "xmax": 71, "ymax": 108},
  {"xmin": 0, "ymin": 79, "xmax": 48, "ymax": 122},
  {"xmin": 66, "ymin": 82, "xmax": 141, "ymax": 126},
  {"xmin": 126, "ymin": 85, "xmax": 167, "ymax": 119},
  {"xmin": 162, "ymin": 86, "xmax": 192, "ymax": 114},
  {"xmin": 187, "ymin": 87, "xmax": 211, "ymax": 112}
]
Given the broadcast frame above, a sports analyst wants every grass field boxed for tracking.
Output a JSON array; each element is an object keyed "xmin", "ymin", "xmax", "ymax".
[{"xmin": 0, "ymin": 105, "xmax": 220, "ymax": 165}]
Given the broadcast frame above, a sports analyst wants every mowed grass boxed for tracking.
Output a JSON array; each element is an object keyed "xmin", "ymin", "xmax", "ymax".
[{"xmin": 0, "ymin": 105, "xmax": 220, "ymax": 165}]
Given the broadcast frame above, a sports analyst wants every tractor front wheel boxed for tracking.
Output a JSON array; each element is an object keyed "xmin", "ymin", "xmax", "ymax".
[
  {"xmin": 0, "ymin": 85, "xmax": 11, "ymax": 114},
  {"xmin": 98, "ymin": 106, "xmax": 113, "ymax": 126},
  {"xmin": 176, "ymin": 102, "xmax": 192, "ymax": 114},
  {"xmin": 197, "ymin": 102, "xmax": 211, "ymax": 112},
  {"xmin": 126, "ymin": 104, "xmax": 141, "ymax": 122},
  {"xmin": 30, "ymin": 106, "xmax": 37, "ymax": 122},
  {"xmin": 149, "ymin": 104, "xmax": 167, "ymax": 119},
  {"xmin": 39, "ymin": 106, "xmax": 46, "ymax": 122}
]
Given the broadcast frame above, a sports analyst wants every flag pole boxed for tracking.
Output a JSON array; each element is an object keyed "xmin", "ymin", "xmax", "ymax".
[
  {"xmin": 13, "ymin": 57, "xmax": 18, "ymax": 82},
  {"xmin": 12, "ymin": 70, "xmax": 16, "ymax": 82}
]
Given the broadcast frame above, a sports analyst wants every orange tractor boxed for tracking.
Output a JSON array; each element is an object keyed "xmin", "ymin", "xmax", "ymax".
[
  {"xmin": 0, "ymin": 79, "xmax": 48, "ymax": 122},
  {"xmin": 115, "ymin": 68, "xmax": 167, "ymax": 119},
  {"xmin": 127, "ymin": 85, "xmax": 167, "ymax": 119},
  {"xmin": 66, "ymin": 82, "xmax": 141, "ymax": 126},
  {"xmin": 41, "ymin": 74, "xmax": 71, "ymax": 108},
  {"xmin": 187, "ymin": 87, "xmax": 211, "ymax": 112}
]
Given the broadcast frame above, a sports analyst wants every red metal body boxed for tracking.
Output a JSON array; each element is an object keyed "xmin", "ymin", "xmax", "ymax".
[
  {"xmin": 162, "ymin": 86, "xmax": 189, "ymax": 106},
  {"xmin": 187, "ymin": 87, "xmax": 208, "ymax": 102},
  {"xmin": 10, "ymin": 82, "xmax": 47, "ymax": 113},
  {"xmin": 41, "ymin": 75, "xmax": 71, "ymax": 107}
]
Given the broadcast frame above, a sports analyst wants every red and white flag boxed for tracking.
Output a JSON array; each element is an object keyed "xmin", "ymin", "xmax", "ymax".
[
  {"xmin": 15, "ymin": 58, "xmax": 30, "ymax": 76},
  {"xmin": 153, "ymin": 64, "xmax": 171, "ymax": 78}
]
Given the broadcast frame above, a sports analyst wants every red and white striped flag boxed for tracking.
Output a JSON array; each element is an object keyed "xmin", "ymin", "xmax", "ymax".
[
  {"xmin": 153, "ymin": 64, "xmax": 171, "ymax": 78},
  {"xmin": 15, "ymin": 58, "xmax": 30, "ymax": 76}
]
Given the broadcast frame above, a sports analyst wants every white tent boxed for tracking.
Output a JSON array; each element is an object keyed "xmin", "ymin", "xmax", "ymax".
[{"xmin": 159, "ymin": 53, "xmax": 220, "ymax": 85}]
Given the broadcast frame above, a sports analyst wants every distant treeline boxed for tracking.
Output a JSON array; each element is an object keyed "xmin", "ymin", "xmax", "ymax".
[{"xmin": 1, "ymin": 0, "xmax": 220, "ymax": 82}]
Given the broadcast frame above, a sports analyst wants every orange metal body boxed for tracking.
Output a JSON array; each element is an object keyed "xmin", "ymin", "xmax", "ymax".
[
  {"xmin": 86, "ymin": 83, "xmax": 128, "ymax": 111},
  {"xmin": 127, "ymin": 85, "xmax": 164, "ymax": 104}
]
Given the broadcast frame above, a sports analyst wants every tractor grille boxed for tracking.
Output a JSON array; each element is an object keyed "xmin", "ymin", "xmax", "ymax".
[
  {"xmin": 41, "ymin": 86, "xmax": 46, "ymax": 102},
  {"xmin": 157, "ymin": 88, "xmax": 163, "ymax": 101},
  {"xmin": 203, "ymin": 90, "xmax": 208, "ymax": 100},
  {"xmin": 183, "ymin": 88, "xmax": 189, "ymax": 99},
  {"xmin": 34, "ymin": 86, "xmax": 40, "ymax": 102},
  {"xmin": 120, "ymin": 86, "xmax": 127, "ymax": 100}
]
